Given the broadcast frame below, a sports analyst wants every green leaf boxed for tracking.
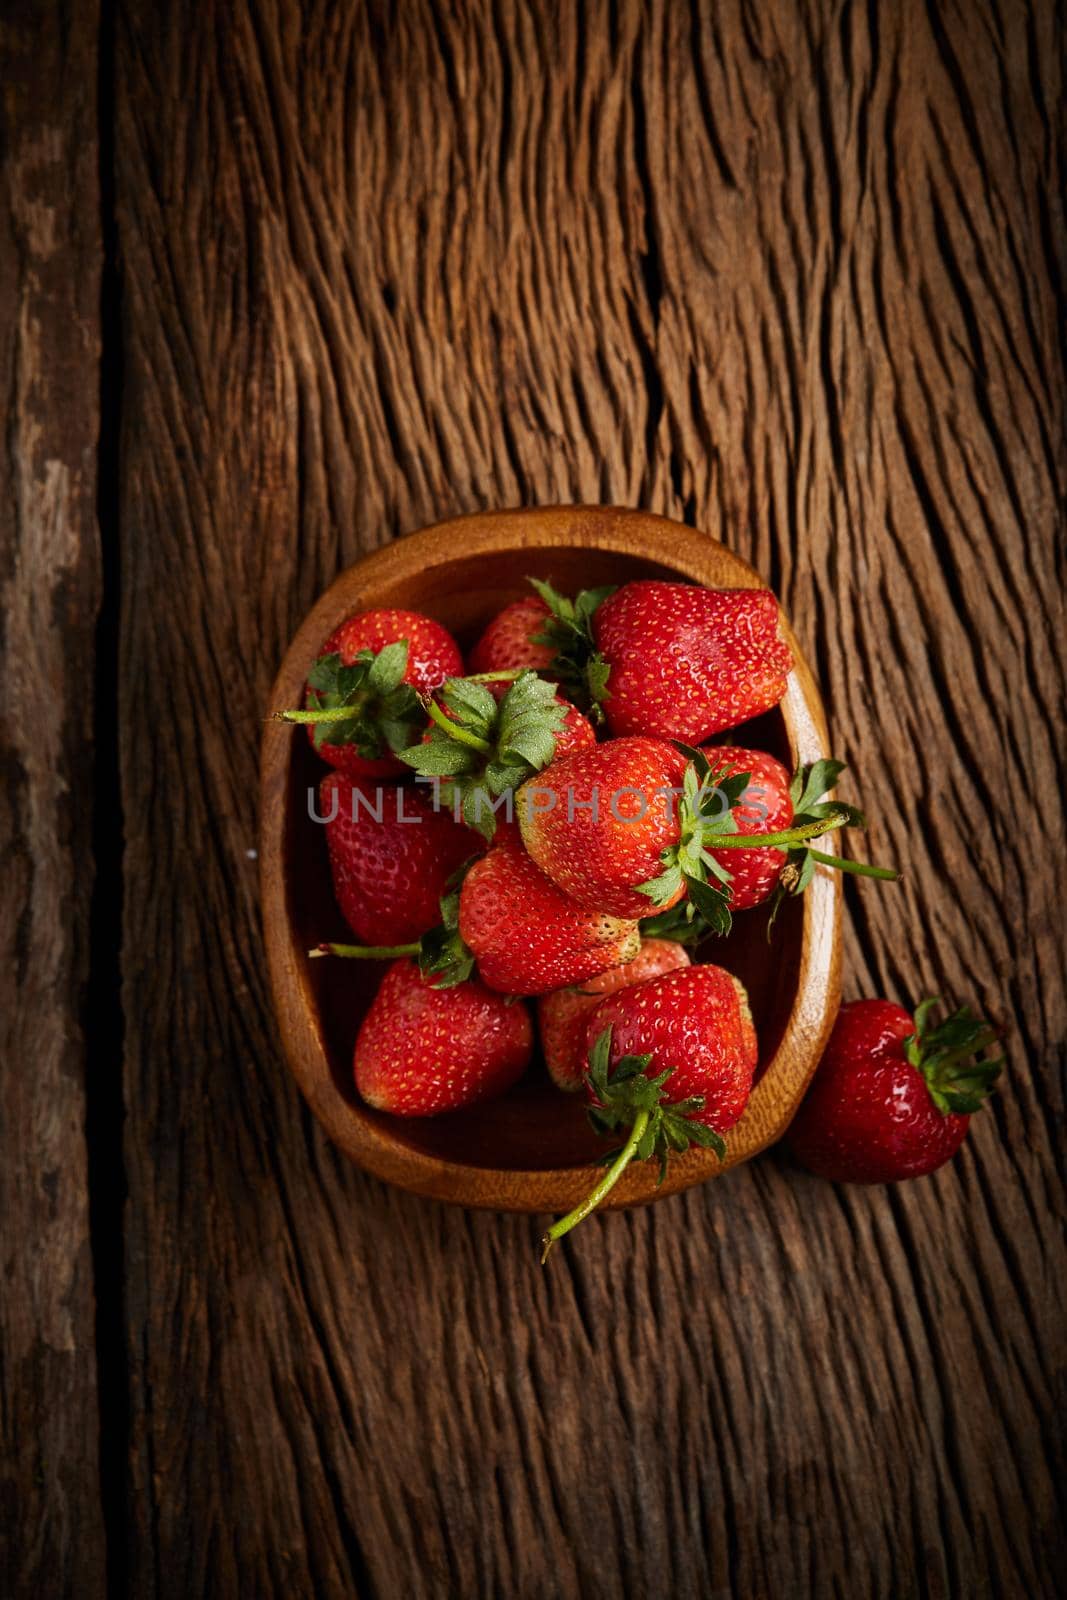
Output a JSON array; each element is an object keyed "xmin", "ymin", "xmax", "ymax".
[
  {"xmin": 496, "ymin": 670, "xmax": 568, "ymax": 767},
  {"xmin": 484, "ymin": 759, "xmax": 527, "ymax": 796},
  {"xmin": 441, "ymin": 676, "xmax": 498, "ymax": 733},
  {"xmin": 526, "ymin": 577, "xmax": 615, "ymax": 714},
  {"xmin": 638, "ymin": 901, "xmax": 706, "ymax": 944},
  {"xmin": 398, "ymin": 740, "xmax": 480, "ymax": 777},
  {"xmin": 300, "ymin": 647, "xmax": 425, "ymax": 756},
  {"xmin": 585, "ymin": 653, "xmax": 612, "ymax": 706},
  {"xmin": 681, "ymin": 1121, "xmax": 727, "ymax": 1159},
  {"xmin": 581, "ymin": 1038, "xmax": 730, "ymax": 1183},
  {"xmin": 437, "ymin": 886, "xmax": 462, "ymax": 930},
  {"xmin": 635, "ymin": 862, "xmax": 684, "ymax": 907},
  {"xmin": 795, "ymin": 852, "xmax": 817, "ymax": 893},
  {"xmin": 792, "ymin": 759, "xmax": 847, "ymax": 814},
  {"xmin": 366, "ymin": 639, "xmax": 409, "ymax": 696},
  {"xmin": 684, "ymin": 873, "xmax": 733, "ymax": 937},
  {"xmin": 906, "ymin": 998, "xmax": 1003, "ymax": 1118},
  {"xmin": 501, "ymin": 724, "xmax": 558, "ymax": 770},
  {"xmin": 912, "ymin": 996, "xmax": 942, "ymax": 1038},
  {"xmin": 307, "ymin": 651, "xmax": 369, "ymax": 699},
  {"xmin": 460, "ymin": 783, "xmax": 499, "ymax": 840},
  {"xmin": 417, "ymin": 902, "xmax": 476, "ymax": 988},
  {"xmin": 527, "ymin": 575, "xmax": 577, "ymax": 627},
  {"xmin": 575, "ymin": 585, "xmax": 617, "ymax": 620}
]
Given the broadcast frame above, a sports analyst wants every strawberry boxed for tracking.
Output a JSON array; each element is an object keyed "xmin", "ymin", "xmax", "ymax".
[
  {"xmin": 354, "ymin": 958, "xmax": 532, "ymax": 1116},
  {"xmin": 697, "ymin": 746, "xmax": 794, "ymax": 910},
  {"xmin": 593, "ymin": 582, "xmax": 792, "ymax": 740},
  {"xmin": 527, "ymin": 577, "xmax": 792, "ymax": 739},
  {"xmin": 456, "ymin": 826, "xmax": 641, "ymax": 995},
  {"xmin": 319, "ymin": 771, "xmax": 479, "ymax": 945},
  {"xmin": 789, "ymin": 998, "xmax": 1002, "ymax": 1183},
  {"xmin": 468, "ymin": 595, "xmax": 556, "ymax": 674},
  {"xmin": 315, "ymin": 824, "xmax": 641, "ymax": 996},
  {"xmin": 538, "ymin": 938, "xmax": 691, "ymax": 1091},
  {"xmin": 399, "ymin": 669, "xmax": 594, "ymax": 840},
  {"xmin": 522, "ymin": 742, "xmax": 896, "ymax": 937},
  {"xmin": 541, "ymin": 964, "xmax": 758, "ymax": 1257},
  {"xmin": 281, "ymin": 609, "xmax": 463, "ymax": 778},
  {"xmin": 518, "ymin": 737, "xmax": 691, "ymax": 919}
]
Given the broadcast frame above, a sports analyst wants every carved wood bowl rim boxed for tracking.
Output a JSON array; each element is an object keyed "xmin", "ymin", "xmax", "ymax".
[{"xmin": 260, "ymin": 506, "xmax": 841, "ymax": 1213}]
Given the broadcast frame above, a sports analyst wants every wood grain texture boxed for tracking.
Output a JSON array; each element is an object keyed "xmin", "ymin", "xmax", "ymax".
[
  {"xmin": 113, "ymin": 2, "xmax": 1065, "ymax": 1597},
  {"xmin": 0, "ymin": 3, "xmax": 106, "ymax": 1595}
]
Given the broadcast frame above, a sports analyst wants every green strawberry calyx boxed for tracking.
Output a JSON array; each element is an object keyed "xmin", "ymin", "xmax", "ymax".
[
  {"xmin": 527, "ymin": 576, "xmax": 615, "ymax": 721},
  {"xmin": 638, "ymin": 752, "xmax": 898, "ymax": 942},
  {"xmin": 906, "ymin": 997, "xmax": 1003, "ymax": 1115},
  {"xmin": 279, "ymin": 641, "xmax": 421, "ymax": 759},
  {"xmin": 540, "ymin": 1026, "xmax": 726, "ymax": 1262},
  {"xmin": 397, "ymin": 669, "xmax": 570, "ymax": 840}
]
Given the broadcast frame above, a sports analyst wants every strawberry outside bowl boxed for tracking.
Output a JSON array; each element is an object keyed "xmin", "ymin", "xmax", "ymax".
[{"xmin": 259, "ymin": 506, "xmax": 842, "ymax": 1212}]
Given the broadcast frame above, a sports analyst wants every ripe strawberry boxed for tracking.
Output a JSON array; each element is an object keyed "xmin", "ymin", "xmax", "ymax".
[
  {"xmin": 518, "ymin": 737, "xmax": 691, "ymax": 919},
  {"xmin": 282, "ymin": 609, "xmax": 463, "ymax": 779},
  {"xmin": 468, "ymin": 595, "xmax": 556, "ymax": 674},
  {"xmin": 319, "ymin": 771, "xmax": 479, "ymax": 945},
  {"xmin": 789, "ymin": 998, "xmax": 1002, "ymax": 1183},
  {"xmin": 541, "ymin": 964, "xmax": 758, "ymax": 1257},
  {"xmin": 697, "ymin": 745, "xmax": 793, "ymax": 910},
  {"xmin": 538, "ymin": 938, "xmax": 691, "ymax": 1091},
  {"xmin": 457, "ymin": 826, "xmax": 641, "ymax": 996},
  {"xmin": 312, "ymin": 823, "xmax": 638, "ymax": 997},
  {"xmin": 527, "ymin": 577, "xmax": 792, "ymax": 739},
  {"xmin": 522, "ymin": 742, "xmax": 896, "ymax": 937},
  {"xmin": 400, "ymin": 669, "xmax": 594, "ymax": 840},
  {"xmin": 593, "ymin": 582, "xmax": 792, "ymax": 741},
  {"xmin": 354, "ymin": 959, "xmax": 532, "ymax": 1116}
]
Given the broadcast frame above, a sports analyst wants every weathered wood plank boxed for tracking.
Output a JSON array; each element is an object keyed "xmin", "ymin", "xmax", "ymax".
[
  {"xmin": 0, "ymin": 3, "xmax": 106, "ymax": 1595},
  {"xmin": 115, "ymin": 1, "xmax": 1065, "ymax": 1595}
]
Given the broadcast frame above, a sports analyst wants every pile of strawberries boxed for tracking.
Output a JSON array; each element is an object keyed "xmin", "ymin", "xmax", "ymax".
[{"xmin": 283, "ymin": 576, "xmax": 1000, "ymax": 1253}]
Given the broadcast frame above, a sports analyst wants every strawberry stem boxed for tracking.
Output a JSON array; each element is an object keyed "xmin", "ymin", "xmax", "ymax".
[
  {"xmin": 808, "ymin": 848, "xmax": 899, "ymax": 881},
  {"xmin": 464, "ymin": 670, "xmax": 524, "ymax": 683},
  {"xmin": 278, "ymin": 705, "xmax": 362, "ymax": 726},
  {"xmin": 540, "ymin": 1110, "xmax": 650, "ymax": 1263},
  {"xmin": 309, "ymin": 941, "xmax": 419, "ymax": 959},
  {"xmin": 708, "ymin": 810, "xmax": 850, "ymax": 849},
  {"xmin": 422, "ymin": 694, "xmax": 494, "ymax": 753}
]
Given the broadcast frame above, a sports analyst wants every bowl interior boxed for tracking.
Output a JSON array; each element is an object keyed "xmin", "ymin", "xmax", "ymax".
[{"xmin": 283, "ymin": 543, "xmax": 804, "ymax": 1173}]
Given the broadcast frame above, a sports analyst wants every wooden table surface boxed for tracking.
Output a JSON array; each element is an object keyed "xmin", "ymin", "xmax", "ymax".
[{"xmin": 2, "ymin": 2, "xmax": 1064, "ymax": 1596}]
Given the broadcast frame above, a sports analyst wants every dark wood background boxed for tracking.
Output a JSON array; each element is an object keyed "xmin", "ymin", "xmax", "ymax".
[{"xmin": 2, "ymin": 1, "xmax": 1064, "ymax": 1596}]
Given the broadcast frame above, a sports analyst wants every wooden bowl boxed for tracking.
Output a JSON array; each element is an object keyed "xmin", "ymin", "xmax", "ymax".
[{"xmin": 260, "ymin": 507, "xmax": 841, "ymax": 1212}]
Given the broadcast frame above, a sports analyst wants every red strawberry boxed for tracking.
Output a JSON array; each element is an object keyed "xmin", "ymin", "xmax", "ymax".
[
  {"xmin": 468, "ymin": 595, "xmax": 556, "ymax": 674},
  {"xmin": 699, "ymin": 745, "xmax": 793, "ymax": 910},
  {"xmin": 524, "ymin": 577, "xmax": 792, "ymax": 739},
  {"xmin": 401, "ymin": 669, "xmax": 595, "ymax": 840},
  {"xmin": 586, "ymin": 965, "xmax": 757, "ymax": 1133},
  {"xmin": 592, "ymin": 582, "xmax": 792, "ymax": 741},
  {"xmin": 538, "ymin": 938, "xmax": 691, "ymax": 1091},
  {"xmin": 522, "ymin": 742, "xmax": 896, "ymax": 938},
  {"xmin": 457, "ymin": 827, "xmax": 641, "ymax": 996},
  {"xmin": 354, "ymin": 958, "xmax": 532, "ymax": 1116},
  {"xmin": 789, "ymin": 998, "xmax": 1002, "ymax": 1183},
  {"xmin": 518, "ymin": 737, "xmax": 690, "ymax": 919},
  {"xmin": 283, "ymin": 608, "xmax": 463, "ymax": 779},
  {"xmin": 541, "ymin": 964, "xmax": 758, "ymax": 1258},
  {"xmin": 320, "ymin": 771, "xmax": 478, "ymax": 945}
]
